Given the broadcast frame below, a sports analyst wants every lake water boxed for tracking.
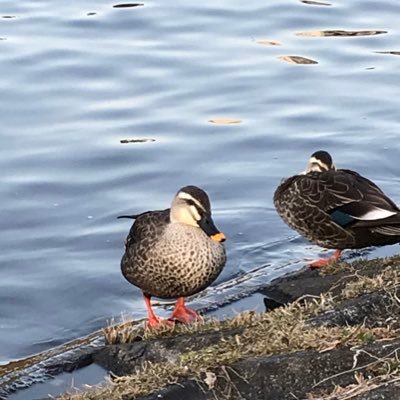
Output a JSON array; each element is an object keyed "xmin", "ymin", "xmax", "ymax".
[{"xmin": 1, "ymin": 0, "xmax": 400, "ymax": 372}]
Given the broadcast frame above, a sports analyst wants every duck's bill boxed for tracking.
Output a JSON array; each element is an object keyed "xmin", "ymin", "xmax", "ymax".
[
  {"xmin": 199, "ymin": 214, "xmax": 226, "ymax": 242},
  {"xmin": 210, "ymin": 232, "xmax": 226, "ymax": 242}
]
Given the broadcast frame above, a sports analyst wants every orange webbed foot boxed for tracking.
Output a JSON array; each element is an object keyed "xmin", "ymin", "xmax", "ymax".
[
  {"xmin": 146, "ymin": 315, "xmax": 174, "ymax": 329},
  {"xmin": 309, "ymin": 249, "xmax": 343, "ymax": 269},
  {"xmin": 169, "ymin": 297, "xmax": 200, "ymax": 324}
]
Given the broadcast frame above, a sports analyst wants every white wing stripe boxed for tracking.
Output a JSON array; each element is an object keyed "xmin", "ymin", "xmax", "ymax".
[{"xmin": 352, "ymin": 207, "xmax": 397, "ymax": 221}]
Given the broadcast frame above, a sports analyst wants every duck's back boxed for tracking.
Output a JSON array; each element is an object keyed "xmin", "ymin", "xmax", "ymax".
[
  {"xmin": 121, "ymin": 209, "xmax": 226, "ymax": 299},
  {"xmin": 274, "ymin": 170, "xmax": 400, "ymax": 249},
  {"xmin": 274, "ymin": 171, "xmax": 357, "ymax": 248}
]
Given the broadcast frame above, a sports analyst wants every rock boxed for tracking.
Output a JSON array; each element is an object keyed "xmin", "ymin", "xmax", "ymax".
[
  {"xmin": 138, "ymin": 339, "xmax": 400, "ymax": 400},
  {"xmin": 93, "ymin": 327, "xmax": 243, "ymax": 375}
]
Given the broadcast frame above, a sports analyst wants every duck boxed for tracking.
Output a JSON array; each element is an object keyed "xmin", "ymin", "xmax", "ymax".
[
  {"xmin": 119, "ymin": 185, "xmax": 226, "ymax": 328},
  {"xmin": 274, "ymin": 150, "xmax": 400, "ymax": 267}
]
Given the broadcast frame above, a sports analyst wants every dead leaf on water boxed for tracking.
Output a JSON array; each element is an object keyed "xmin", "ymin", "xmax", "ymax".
[
  {"xmin": 300, "ymin": 0, "xmax": 331, "ymax": 6},
  {"xmin": 256, "ymin": 39, "xmax": 281, "ymax": 46},
  {"xmin": 296, "ymin": 30, "xmax": 387, "ymax": 37},
  {"xmin": 375, "ymin": 51, "xmax": 400, "ymax": 56},
  {"xmin": 113, "ymin": 3, "xmax": 144, "ymax": 8},
  {"xmin": 278, "ymin": 55, "xmax": 318, "ymax": 65},
  {"xmin": 209, "ymin": 118, "xmax": 242, "ymax": 125},
  {"xmin": 120, "ymin": 138, "xmax": 155, "ymax": 144}
]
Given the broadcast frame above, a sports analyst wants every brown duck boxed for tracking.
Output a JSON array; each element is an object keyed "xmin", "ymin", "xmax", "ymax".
[
  {"xmin": 274, "ymin": 150, "xmax": 400, "ymax": 267},
  {"xmin": 119, "ymin": 185, "xmax": 226, "ymax": 327}
]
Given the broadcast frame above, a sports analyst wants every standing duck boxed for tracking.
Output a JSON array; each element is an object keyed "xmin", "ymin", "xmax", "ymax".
[
  {"xmin": 274, "ymin": 150, "xmax": 400, "ymax": 267},
  {"xmin": 119, "ymin": 185, "xmax": 226, "ymax": 328}
]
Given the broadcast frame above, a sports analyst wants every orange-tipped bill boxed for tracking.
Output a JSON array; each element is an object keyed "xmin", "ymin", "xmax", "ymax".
[
  {"xmin": 199, "ymin": 213, "xmax": 226, "ymax": 242},
  {"xmin": 211, "ymin": 232, "xmax": 226, "ymax": 242}
]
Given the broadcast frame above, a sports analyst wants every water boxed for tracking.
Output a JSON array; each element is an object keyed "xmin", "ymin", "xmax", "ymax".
[{"xmin": 1, "ymin": 0, "xmax": 400, "ymax": 372}]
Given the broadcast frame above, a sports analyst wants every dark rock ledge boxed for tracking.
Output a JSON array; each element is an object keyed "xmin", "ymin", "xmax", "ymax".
[{"xmin": 58, "ymin": 256, "xmax": 400, "ymax": 400}]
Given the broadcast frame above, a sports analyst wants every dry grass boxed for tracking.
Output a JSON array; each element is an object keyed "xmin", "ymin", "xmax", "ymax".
[
  {"xmin": 60, "ymin": 259, "xmax": 400, "ymax": 400},
  {"xmin": 61, "ymin": 290, "xmax": 399, "ymax": 400},
  {"xmin": 305, "ymin": 347, "xmax": 400, "ymax": 399},
  {"xmin": 341, "ymin": 267, "xmax": 399, "ymax": 300}
]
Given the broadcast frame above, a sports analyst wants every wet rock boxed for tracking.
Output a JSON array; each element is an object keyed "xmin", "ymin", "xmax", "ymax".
[{"xmin": 261, "ymin": 267, "xmax": 338, "ymax": 305}]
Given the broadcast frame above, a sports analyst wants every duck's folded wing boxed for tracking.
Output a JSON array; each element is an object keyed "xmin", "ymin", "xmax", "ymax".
[
  {"xmin": 297, "ymin": 170, "xmax": 399, "ymax": 227},
  {"xmin": 122, "ymin": 209, "xmax": 170, "ymax": 245}
]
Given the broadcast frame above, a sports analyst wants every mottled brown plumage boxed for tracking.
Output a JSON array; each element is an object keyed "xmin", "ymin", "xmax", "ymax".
[
  {"xmin": 274, "ymin": 151, "xmax": 400, "ymax": 266},
  {"xmin": 119, "ymin": 186, "xmax": 226, "ymax": 326}
]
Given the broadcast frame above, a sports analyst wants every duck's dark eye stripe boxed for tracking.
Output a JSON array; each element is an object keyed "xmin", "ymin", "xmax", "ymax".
[{"xmin": 185, "ymin": 199, "xmax": 203, "ymax": 214}]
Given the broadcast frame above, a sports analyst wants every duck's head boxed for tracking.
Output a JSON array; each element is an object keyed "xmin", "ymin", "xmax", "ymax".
[
  {"xmin": 170, "ymin": 185, "xmax": 226, "ymax": 243},
  {"xmin": 302, "ymin": 150, "xmax": 336, "ymax": 174}
]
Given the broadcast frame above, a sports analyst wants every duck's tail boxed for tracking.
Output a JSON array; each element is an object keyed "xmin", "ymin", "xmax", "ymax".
[
  {"xmin": 372, "ymin": 225, "xmax": 400, "ymax": 236},
  {"xmin": 117, "ymin": 214, "xmax": 139, "ymax": 220}
]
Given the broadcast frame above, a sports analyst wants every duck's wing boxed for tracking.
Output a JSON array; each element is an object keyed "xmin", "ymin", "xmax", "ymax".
[
  {"xmin": 290, "ymin": 169, "xmax": 399, "ymax": 228},
  {"xmin": 120, "ymin": 209, "xmax": 170, "ymax": 246}
]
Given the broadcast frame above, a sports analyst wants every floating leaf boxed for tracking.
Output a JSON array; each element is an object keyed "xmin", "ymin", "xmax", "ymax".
[
  {"xmin": 375, "ymin": 51, "xmax": 400, "ymax": 56},
  {"xmin": 256, "ymin": 39, "xmax": 281, "ymax": 46},
  {"xmin": 113, "ymin": 3, "xmax": 144, "ymax": 8},
  {"xmin": 120, "ymin": 138, "xmax": 155, "ymax": 144},
  {"xmin": 296, "ymin": 30, "xmax": 387, "ymax": 37},
  {"xmin": 278, "ymin": 55, "xmax": 318, "ymax": 65},
  {"xmin": 300, "ymin": 0, "xmax": 331, "ymax": 5},
  {"xmin": 208, "ymin": 118, "xmax": 242, "ymax": 125}
]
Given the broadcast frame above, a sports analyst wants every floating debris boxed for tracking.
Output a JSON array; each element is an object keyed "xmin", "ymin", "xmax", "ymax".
[
  {"xmin": 113, "ymin": 3, "xmax": 144, "ymax": 8},
  {"xmin": 278, "ymin": 55, "xmax": 318, "ymax": 65},
  {"xmin": 375, "ymin": 51, "xmax": 400, "ymax": 56},
  {"xmin": 300, "ymin": 0, "xmax": 331, "ymax": 5},
  {"xmin": 120, "ymin": 138, "xmax": 155, "ymax": 144},
  {"xmin": 208, "ymin": 118, "xmax": 242, "ymax": 125},
  {"xmin": 296, "ymin": 30, "xmax": 387, "ymax": 37},
  {"xmin": 87, "ymin": 12, "xmax": 97, "ymax": 16},
  {"xmin": 256, "ymin": 39, "xmax": 281, "ymax": 46}
]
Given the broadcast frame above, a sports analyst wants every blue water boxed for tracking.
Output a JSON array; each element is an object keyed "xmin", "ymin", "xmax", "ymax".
[{"xmin": 1, "ymin": 0, "xmax": 400, "ymax": 367}]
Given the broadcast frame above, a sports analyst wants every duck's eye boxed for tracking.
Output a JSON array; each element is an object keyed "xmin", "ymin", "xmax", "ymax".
[{"xmin": 185, "ymin": 199, "xmax": 197, "ymax": 207}]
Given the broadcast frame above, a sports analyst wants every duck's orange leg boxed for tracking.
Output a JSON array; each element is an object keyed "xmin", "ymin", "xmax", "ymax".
[
  {"xmin": 169, "ymin": 297, "xmax": 199, "ymax": 324},
  {"xmin": 143, "ymin": 293, "xmax": 173, "ymax": 329},
  {"xmin": 309, "ymin": 249, "xmax": 343, "ymax": 268}
]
